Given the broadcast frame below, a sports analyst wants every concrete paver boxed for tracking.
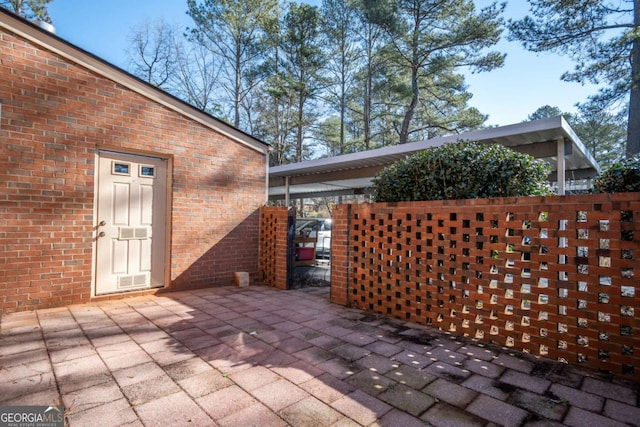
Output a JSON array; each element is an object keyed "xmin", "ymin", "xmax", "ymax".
[
  {"xmin": 466, "ymin": 395, "xmax": 528, "ymax": 427},
  {"xmin": 386, "ymin": 364, "xmax": 436, "ymax": 389},
  {"xmin": 377, "ymin": 383, "xmax": 436, "ymax": 416},
  {"xmin": 509, "ymin": 390, "xmax": 568, "ymax": 422},
  {"xmin": 563, "ymin": 406, "xmax": 629, "ymax": 427},
  {"xmin": 421, "ymin": 402, "xmax": 485, "ymax": 427},
  {"xmin": 279, "ymin": 396, "xmax": 344, "ymax": 426},
  {"xmin": 1, "ymin": 285, "xmax": 638, "ymax": 427},
  {"xmin": 461, "ymin": 374, "xmax": 511, "ymax": 401},
  {"xmin": 581, "ymin": 376, "xmax": 638, "ymax": 405},
  {"xmin": 463, "ymin": 356, "xmax": 505, "ymax": 379},
  {"xmin": 136, "ymin": 391, "xmax": 213, "ymax": 426},
  {"xmin": 331, "ymin": 389, "xmax": 392, "ymax": 425},
  {"xmin": 603, "ymin": 399, "xmax": 640, "ymax": 426},
  {"xmin": 499, "ymin": 369, "xmax": 551, "ymax": 394},
  {"xmin": 548, "ymin": 382, "xmax": 604, "ymax": 412},
  {"xmin": 423, "ymin": 378, "xmax": 478, "ymax": 408}
]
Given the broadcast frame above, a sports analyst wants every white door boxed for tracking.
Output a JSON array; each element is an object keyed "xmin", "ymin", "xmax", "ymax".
[{"xmin": 95, "ymin": 151, "xmax": 167, "ymax": 295}]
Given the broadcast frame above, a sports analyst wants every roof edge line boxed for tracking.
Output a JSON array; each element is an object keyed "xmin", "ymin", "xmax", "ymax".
[{"xmin": 0, "ymin": 9, "xmax": 269, "ymax": 155}]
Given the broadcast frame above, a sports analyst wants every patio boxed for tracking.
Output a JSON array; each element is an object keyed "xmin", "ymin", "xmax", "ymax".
[{"xmin": 1, "ymin": 286, "xmax": 638, "ymax": 427}]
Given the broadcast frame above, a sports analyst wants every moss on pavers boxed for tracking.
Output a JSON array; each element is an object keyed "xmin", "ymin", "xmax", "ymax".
[
  {"xmin": 548, "ymin": 383, "xmax": 603, "ymax": 412},
  {"xmin": 499, "ymin": 370, "xmax": 551, "ymax": 395},
  {"xmin": 509, "ymin": 389, "xmax": 568, "ymax": 422},
  {"xmin": 163, "ymin": 357, "xmax": 212, "ymax": 382},
  {"xmin": 461, "ymin": 374, "xmax": 511, "ymax": 401}
]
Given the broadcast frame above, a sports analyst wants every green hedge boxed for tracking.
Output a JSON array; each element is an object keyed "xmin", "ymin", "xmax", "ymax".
[
  {"xmin": 372, "ymin": 141, "xmax": 551, "ymax": 202},
  {"xmin": 594, "ymin": 156, "xmax": 640, "ymax": 193}
]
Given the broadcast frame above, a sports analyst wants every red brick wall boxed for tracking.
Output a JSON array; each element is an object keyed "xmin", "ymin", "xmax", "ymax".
[
  {"xmin": 259, "ymin": 206, "xmax": 290, "ymax": 290},
  {"xmin": 331, "ymin": 194, "xmax": 640, "ymax": 381},
  {"xmin": 0, "ymin": 25, "xmax": 267, "ymax": 313}
]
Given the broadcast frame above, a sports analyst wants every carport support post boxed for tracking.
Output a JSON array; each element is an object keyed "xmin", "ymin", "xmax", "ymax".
[
  {"xmin": 285, "ymin": 176, "xmax": 290, "ymax": 207},
  {"xmin": 556, "ymin": 137, "xmax": 565, "ymax": 195}
]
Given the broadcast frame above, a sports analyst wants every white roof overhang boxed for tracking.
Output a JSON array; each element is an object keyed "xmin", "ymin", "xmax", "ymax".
[{"xmin": 269, "ymin": 116, "xmax": 600, "ymax": 200}]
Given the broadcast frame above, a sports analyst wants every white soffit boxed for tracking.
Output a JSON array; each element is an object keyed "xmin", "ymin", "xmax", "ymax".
[{"xmin": 269, "ymin": 116, "xmax": 600, "ymax": 200}]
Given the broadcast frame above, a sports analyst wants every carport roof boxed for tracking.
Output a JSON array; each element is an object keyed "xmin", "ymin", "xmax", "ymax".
[{"xmin": 269, "ymin": 115, "xmax": 600, "ymax": 200}]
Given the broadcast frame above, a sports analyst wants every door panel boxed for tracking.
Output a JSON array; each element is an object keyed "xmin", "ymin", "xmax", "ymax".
[{"xmin": 95, "ymin": 151, "xmax": 167, "ymax": 295}]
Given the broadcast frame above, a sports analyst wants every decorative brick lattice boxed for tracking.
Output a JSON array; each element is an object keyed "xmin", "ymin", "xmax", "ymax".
[
  {"xmin": 332, "ymin": 194, "xmax": 640, "ymax": 380},
  {"xmin": 259, "ymin": 207, "xmax": 289, "ymax": 290}
]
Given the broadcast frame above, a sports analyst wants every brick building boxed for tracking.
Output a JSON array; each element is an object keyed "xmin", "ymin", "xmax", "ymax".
[{"xmin": 0, "ymin": 10, "xmax": 270, "ymax": 313}]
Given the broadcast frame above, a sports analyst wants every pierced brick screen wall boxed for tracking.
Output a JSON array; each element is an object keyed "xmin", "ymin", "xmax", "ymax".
[
  {"xmin": 331, "ymin": 193, "xmax": 640, "ymax": 380},
  {"xmin": 259, "ymin": 206, "xmax": 289, "ymax": 290}
]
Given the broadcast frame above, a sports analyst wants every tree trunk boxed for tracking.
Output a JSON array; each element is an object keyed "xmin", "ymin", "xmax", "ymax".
[
  {"xmin": 399, "ymin": 65, "xmax": 419, "ymax": 144},
  {"xmin": 234, "ymin": 38, "xmax": 242, "ymax": 129},
  {"xmin": 363, "ymin": 25, "xmax": 374, "ymax": 150},
  {"xmin": 296, "ymin": 93, "xmax": 304, "ymax": 162},
  {"xmin": 627, "ymin": 0, "xmax": 640, "ymax": 156}
]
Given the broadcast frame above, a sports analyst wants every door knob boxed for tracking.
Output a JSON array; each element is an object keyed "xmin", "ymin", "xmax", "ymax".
[
  {"xmin": 98, "ymin": 231, "xmax": 106, "ymax": 238},
  {"xmin": 99, "ymin": 220, "xmax": 106, "ymax": 227}
]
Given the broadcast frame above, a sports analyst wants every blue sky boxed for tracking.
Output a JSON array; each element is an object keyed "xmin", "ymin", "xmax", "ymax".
[{"xmin": 47, "ymin": 0, "xmax": 601, "ymax": 127}]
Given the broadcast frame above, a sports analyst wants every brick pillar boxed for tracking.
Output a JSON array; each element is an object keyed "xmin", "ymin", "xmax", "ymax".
[
  {"xmin": 259, "ymin": 206, "xmax": 290, "ymax": 290},
  {"xmin": 330, "ymin": 204, "xmax": 354, "ymax": 306}
]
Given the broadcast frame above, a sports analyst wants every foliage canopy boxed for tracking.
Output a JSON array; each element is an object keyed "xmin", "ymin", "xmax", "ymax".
[
  {"xmin": 594, "ymin": 155, "xmax": 640, "ymax": 193},
  {"xmin": 372, "ymin": 141, "xmax": 551, "ymax": 202}
]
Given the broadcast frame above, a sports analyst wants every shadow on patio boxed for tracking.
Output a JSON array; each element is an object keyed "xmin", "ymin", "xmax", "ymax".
[{"xmin": 1, "ymin": 286, "xmax": 638, "ymax": 426}]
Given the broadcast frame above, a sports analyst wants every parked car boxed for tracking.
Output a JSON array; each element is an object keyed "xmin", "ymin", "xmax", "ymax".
[{"xmin": 295, "ymin": 218, "xmax": 331, "ymax": 260}]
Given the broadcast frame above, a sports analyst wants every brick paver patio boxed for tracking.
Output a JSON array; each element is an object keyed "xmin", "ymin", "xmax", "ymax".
[{"xmin": 1, "ymin": 286, "xmax": 638, "ymax": 426}]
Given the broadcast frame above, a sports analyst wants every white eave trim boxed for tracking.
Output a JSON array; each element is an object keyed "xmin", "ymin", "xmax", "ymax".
[{"xmin": 0, "ymin": 12, "xmax": 269, "ymax": 155}]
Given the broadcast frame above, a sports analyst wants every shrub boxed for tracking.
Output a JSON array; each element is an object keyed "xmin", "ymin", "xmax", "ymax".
[
  {"xmin": 593, "ymin": 156, "xmax": 640, "ymax": 193},
  {"xmin": 372, "ymin": 141, "xmax": 551, "ymax": 202}
]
